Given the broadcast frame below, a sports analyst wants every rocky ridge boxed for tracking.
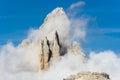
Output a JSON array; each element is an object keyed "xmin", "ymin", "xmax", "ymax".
[{"xmin": 64, "ymin": 72, "xmax": 110, "ymax": 80}]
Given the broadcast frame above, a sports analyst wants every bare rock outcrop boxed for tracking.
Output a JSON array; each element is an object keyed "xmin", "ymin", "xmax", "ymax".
[
  {"xmin": 38, "ymin": 40, "xmax": 44, "ymax": 71},
  {"xmin": 38, "ymin": 31, "xmax": 61, "ymax": 71},
  {"xmin": 64, "ymin": 72, "xmax": 110, "ymax": 80},
  {"xmin": 37, "ymin": 8, "xmax": 87, "ymax": 72},
  {"xmin": 37, "ymin": 30, "xmax": 89, "ymax": 71},
  {"xmin": 52, "ymin": 31, "xmax": 61, "ymax": 60},
  {"xmin": 38, "ymin": 37, "xmax": 50, "ymax": 71},
  {"xmin": 43, "ymin": 37, "xmax": 49, "ymax": 70}
]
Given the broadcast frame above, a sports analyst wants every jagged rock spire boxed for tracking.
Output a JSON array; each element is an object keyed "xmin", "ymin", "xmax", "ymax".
[
  {"xmin": 37, "ymin": 8, "xmax": 87, "ymax": 72},
  {"xmin": 52, "ymin": 31, "xmax": 61, "ymax": 60},
  {"xmin": 43, "ymin": 37, "xmax": 49, "ymax": 70},
  {"xmin": 38, "ymin": 40, "xmax": 44, "ymax": 71},
  {"xmin": 38, "ymin": 37, "xmax": 50, "ymax": 71},
  {"xmin": 38, "ymin": 30, "xmax": 62, "ymax": 71}
]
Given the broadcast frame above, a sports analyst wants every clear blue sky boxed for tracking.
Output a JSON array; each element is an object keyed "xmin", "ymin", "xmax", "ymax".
[{"xmin": 0, "ymin": 0, "xmax": 120, "ymax": 54}]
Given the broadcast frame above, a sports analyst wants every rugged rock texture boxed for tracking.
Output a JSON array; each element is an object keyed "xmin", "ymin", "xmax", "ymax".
[
  {"xmin": 64, "ymin": 72, "xmax": 110, "ymax": 80},
  {"xmin": 37, "ymin": 8, "xmax": 88, "ymax": 71},
  {"xmin": 38, "ymin": 37, "xmax": 50, "ymax": 71},
  {"xmin": 52, "ymin": 31, "xmax": 61, "ymax": 60},
  {"xmin": 38, "ymin": 31, "xmax": 61, "ymax": 71},
  {"xmin": 43, "ymin": 37, "xmax": 49, "ymax": 70},
  {"xmin": 37, "ymin": 30, "xmax": 88, "ymax": 71},
  {"xmin": 38, "ymin": 40, "xmax": 44, "ymax": 71}
]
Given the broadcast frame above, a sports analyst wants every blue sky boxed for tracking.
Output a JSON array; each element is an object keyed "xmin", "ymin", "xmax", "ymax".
[{"xmin": 0, "ymin": 0, "xmax": 120, "ymax": 54}]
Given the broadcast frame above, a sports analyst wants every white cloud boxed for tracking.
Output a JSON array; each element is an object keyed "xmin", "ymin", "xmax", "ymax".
[
  {"xmin": 88, "ymin": 51, "xmax": 120, "ymax": 80},
  {"xmin": 69, "ymin": 16, "xmax": 89, "ymax": 41},
  {"xmin": 0, "ymin": 43, "xmax": 120, "ymax": 80},
  {"xmin": 67, "ymin": 1, "xmax": 89, "ymax": 41},
  {"xmin": 69, "ymin": 1, "xmax": 85, "ymax": 9}
]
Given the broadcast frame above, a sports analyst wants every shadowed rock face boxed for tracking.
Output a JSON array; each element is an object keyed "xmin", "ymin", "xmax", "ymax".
[
  {"xmin": 38, "ymin": 31, "xmax": 61, "ymax": 71},
  {"xmin": 64, "ymin": 72, "xmax": 110, "ymax": 80},
  {"xmin": 52, "ymin": 31, "xmax": 61, "ymax": 60},
  {"xmin": 38, "ymin": 30, "xmax": 88, "ymax": 71}
]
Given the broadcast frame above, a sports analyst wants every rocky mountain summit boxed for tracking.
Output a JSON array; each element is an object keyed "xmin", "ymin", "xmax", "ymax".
[
  {"xmin": 36, "ymin": 7, "xmax": 111, "ymax": 80},
  {"xmin": 36, "ymin": 7, "xmax": 87, "ymax": 71}
]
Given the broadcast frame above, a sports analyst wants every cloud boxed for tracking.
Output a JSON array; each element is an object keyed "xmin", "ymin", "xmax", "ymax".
[
  {"xmin": 69, "ymin": 1, "xmax": 85, "ymax": 9},
  {"xmin": 88, "ymin": 51, "xmax": 120, "ymax": 80},
  {"xmin": 0, "ymin": 43, "xmax": 120, "ymax": 80},
  {"xmin": 69, "ymin": 16, "xmax": 89, "ymax": 41},
  {"xmin": 67, "ymin": 1, "xmax": 89, "ymax": 42}
]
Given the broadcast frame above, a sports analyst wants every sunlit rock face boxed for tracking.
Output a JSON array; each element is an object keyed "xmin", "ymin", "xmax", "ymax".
[
  {"xmin": 64, "ymin": 72, "xmax": 110, "ymax": 80},
  {"xmin": 38, "ymin": 31, "xmax": 61, "ymax": 71},
  {"xmin": 38, "ymin": 37, "xmax": 50, "ymax": 71},
  {"xmin": 52, "ymin": 31, "xmax": 61, "ymax": 60}
]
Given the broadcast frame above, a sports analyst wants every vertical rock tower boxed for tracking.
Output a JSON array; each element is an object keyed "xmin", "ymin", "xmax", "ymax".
[
  {"xmin": 37, "ymin": 7, "xmax": 70, "ymax": 71},
  {"xmin": 37, "ymin": 7, "xmax": 87, "ymax": 71},
  {"xmin": 38, "ymin": 31, "xmax": 62, "ymax": 71},
  {"xmin": 19, "ymin": 8, "xmax": 87, "ymax": 72},
  {"xmin": 52, "ymin": 31, "xmax": 61, "ymax": 60}
]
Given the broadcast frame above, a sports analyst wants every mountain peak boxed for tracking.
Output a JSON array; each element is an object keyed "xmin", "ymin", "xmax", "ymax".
[
  {"xmin": 51, "ymin": 7, "xmax": 64, "ymax": 15},
  {"xmin": 45, "ymin": 7, "xmax": 65, "ymax": 21},
  {"xmin": 39, "ymin": 7, "xmax": 70, "ymax": 43}
]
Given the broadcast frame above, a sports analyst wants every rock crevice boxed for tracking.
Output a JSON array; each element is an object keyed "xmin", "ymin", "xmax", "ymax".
[{"xmin": 38, "ymin": 31, "xmax": 61, "ymax": 71}]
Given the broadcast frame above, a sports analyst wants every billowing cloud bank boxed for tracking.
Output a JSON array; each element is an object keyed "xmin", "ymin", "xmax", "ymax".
[
  {"xmin": 0, "ymin": 43, "xmax": 120, "ymax": 80},
  {"xmin": 0, "ymin": 1, "xmax": 120, "ymax": 80}
]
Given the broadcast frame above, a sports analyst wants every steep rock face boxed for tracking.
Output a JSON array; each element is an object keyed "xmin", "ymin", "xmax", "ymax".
[
  {"xmin": 64, "ymin": 72, "xmax": 110, "ymax": 80},
  {"xmin": 37, "ymin": 7, "xmax": 88, "ymax": 71},
  {"xmin": 38, "ymin": 40, "xmax": 44, "ymax": 71},
  {"xmin": 38, "ymin": 37, "xmax": 50, "ymax": 71},
  {"xmin": 52, "ymin": 31, "xmax": 61, "ymax": 60},
  {"xmin": 43, "ymin": 37, "xmax": 49, "ymax": 70},
  {"xmin": 38, "ymin": 31, "xmax": 61, "ymax": 71}
]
